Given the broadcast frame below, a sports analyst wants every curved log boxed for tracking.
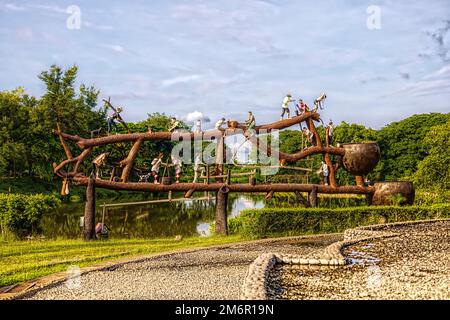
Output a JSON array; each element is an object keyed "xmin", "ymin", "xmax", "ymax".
[
  {"xmin": 54, "ymin": 112, "xmax": 321, "ymax": 149},
  {"xmin": 70, "ymin": 176, "xmax": 373, "ymax": 195}
]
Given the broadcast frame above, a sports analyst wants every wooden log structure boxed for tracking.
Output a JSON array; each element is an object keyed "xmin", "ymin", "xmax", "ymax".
[{"xmin": 50, "ymin": 110, "xmax": 383, "ymax": 238}]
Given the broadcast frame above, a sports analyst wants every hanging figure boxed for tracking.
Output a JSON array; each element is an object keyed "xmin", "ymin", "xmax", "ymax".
[
  {"xmin": 107, "ymin": 107, "xmax": 123, "ymax": 133},
  {"xmin": 313, "ymin": 92, "xmax": 327, "ymax": 112},
  {"xmin": 245, "ymin": 111, "xmax": 256, "ymax": 137},
  {"xmin": 92, "ymin": 152, "xmax": 109, "ymax": 179},
  {"xmin": 151, "ymin": 152, "xmax": 164, "ymax": 184},
  {"xmin": 171, "ymin": 154, "xmax": 183, "ymax": 183},
  {"xmin": 281, "ymin": 93, "xmax": 294, "ymax": 120},
  {"xmin": 103, "ymin": 97, "xmax": 130, "ymax": 133}
]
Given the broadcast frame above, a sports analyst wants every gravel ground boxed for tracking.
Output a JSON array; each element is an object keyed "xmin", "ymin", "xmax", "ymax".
[
  {"xmin": 23, "ymin": 235, "xmax": 341, "ymax": 300},
  {"xmin": 268, "ymin": 220, "xmax": 450, "ymax": 300}
]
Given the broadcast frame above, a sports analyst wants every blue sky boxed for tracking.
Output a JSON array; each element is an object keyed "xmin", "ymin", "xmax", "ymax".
[{"xmin": 0, "ymin": 0, "xmax": 449, "ymax": 129}]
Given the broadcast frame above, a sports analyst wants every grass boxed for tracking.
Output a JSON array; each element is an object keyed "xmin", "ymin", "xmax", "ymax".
[{"xmin": 0, "ymin": 235, "xmax": 245, "ymax": 287}]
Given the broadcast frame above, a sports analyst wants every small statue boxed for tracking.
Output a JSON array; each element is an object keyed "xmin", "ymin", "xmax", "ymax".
[
  {"xmin": 313, "ymin": 92, "xmax": 327, "ymax": 112},
  {"xmin": 193, "ymin": 152, "xmax": 205, "ymax": 183},
  {"xmin": 245, "ymin": 111, "xmax": 256, "ymax": 137},
  {"xmin": 92, "ymin": 152, "xmax": 109, "ymax": 178},
  {"xmin": 318, "ymin": 161, "xmax": 329, "ymax": 186},
  {"xmin": 215, "ymin": 117, "xmax": 227, "ymax": 130},
  {"xmin": 194, "ymin": 119, "xmax": 202, "ymax": 133},
  {"xmin": 326, "ymin": 119, "xmax": 334, "ymax": 145},
  {"xmin": 295, "ymin": 99, "xmax": 309, "ymax": 116},
  {"xmin": 151, "ymin": 152, "xmax": 164, "ymax": 184},
  {"xmin": 281, "ymin": 93, "xmax": 294, "ymax": 120},
  {"xmin": 171, "ymin": 154, "xmax": 183, "ymax": 183},
  {"xmin": 168, "ymin": 117, "xmax": 180, "ymax": 132}
]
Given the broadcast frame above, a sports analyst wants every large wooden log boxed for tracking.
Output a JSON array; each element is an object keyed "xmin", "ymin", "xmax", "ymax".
[
  {"xmin": 53, "ymin": 112, "xmax": 321, "ymax": 149},
  {"xmin": 70, "ymin": 176, "xmax": 374, "ymax": 194},
  {"xmin": 83, "ymin": 174, "xmax": 96, "ymax": 240},
  {"xmin": 215, "ymin": 189, "xmax": 228, "ymax": 235},
  {"xmin": 120, "ymin": 139, "xmax": 143, "ymax": 182}
]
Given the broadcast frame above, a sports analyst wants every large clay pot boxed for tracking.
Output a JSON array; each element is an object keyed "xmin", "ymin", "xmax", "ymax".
[
  {"xmin": 341, "ymin": 142, "xmax": 380, "ymax": 176},
  {"xmin": 371, "ymin": 181, "xmax": 415, "ymax": 206}
]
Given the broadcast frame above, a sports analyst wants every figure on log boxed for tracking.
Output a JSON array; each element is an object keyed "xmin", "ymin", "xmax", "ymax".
[{"xmin": 151, "ymin": 152, "xmax": 164, "ymax": 184}]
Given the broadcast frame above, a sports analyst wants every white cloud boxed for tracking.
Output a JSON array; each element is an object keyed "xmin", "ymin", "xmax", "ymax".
[
  {"xmin": 183, "ymin": 111, "xmax": 210, "ymax": 123},
  {"xmin": 102, "ymin": 44, "xmax": 125, "ymax": 53},
  {"xmin": 1, "ymin": 3, "xmax": 26, "ymax": 11},
  {"xmin": 161, "ymin": 74, "xmax": 202, "ymax": 87}
]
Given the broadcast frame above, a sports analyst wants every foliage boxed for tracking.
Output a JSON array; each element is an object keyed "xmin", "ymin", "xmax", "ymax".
[
  {"xmin": 0, "ymin": 193, "xmax": 61, "ymax": 238},
  {"xmin": 413, "ymin": 120, "xmax": 450, "ymax": 191},
  {"xmin": 230, "ymin": 204, "xmax": 450, "ymax": 237},
  {"xmin": 375, "ymin": 113, "xmax": 450, "ymax": 181}
]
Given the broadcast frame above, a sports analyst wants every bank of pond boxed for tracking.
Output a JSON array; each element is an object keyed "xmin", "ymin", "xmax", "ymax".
[{"xmin": 0, "ymin": 191, "xmax": 449, "ymax": 240}]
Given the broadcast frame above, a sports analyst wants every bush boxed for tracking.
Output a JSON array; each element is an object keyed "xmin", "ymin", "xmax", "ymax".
[
  {"xmin": 230, "ymin": 204, "xmax": 450, "ymax": 238},
  {"xmin": 0, "ymin": 193, "xmax": 60, "ymax": 238}
]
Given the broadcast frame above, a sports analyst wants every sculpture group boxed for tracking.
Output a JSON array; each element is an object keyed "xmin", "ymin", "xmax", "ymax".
[{"xmin": 52, "ymin": 93, "xmax": 415, "ymax": 239}]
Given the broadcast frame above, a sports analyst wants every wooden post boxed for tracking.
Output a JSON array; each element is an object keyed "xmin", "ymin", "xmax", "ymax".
[
  {"xmin": 83, "ymin": 174, "xmax": 96, "ymax": 240},
  {"xmin": 308, "ymin": 186, "xmax": 318, "ymax": 207},
  {"xmin": 355, "ymin": 175, "xmax": 364, "ymax": 187},
  {"xmin": 215, "ymin": 189, "xmax": 228, "ymax": 235}
]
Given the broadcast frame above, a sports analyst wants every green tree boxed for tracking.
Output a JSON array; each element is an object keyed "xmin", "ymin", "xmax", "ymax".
[
  {"xmin": 28, "ymin": 65, "xmax": 104, "ymax": 179},
  {"xmin": 0, "ymin": 88, "xmax": 34, "ymax": 176},
  {"xmin": 413, "ymin": 120, "xmax": 450, "ymax": 191},
  {"xmin": 375, "ymin": 113, "xmax": 450, "ymax": 180}
]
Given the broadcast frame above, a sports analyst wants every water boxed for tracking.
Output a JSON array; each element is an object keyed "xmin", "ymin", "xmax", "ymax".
[{"xmin": 42, "ymin": 194, "xmax": 264, "ymax": 239}]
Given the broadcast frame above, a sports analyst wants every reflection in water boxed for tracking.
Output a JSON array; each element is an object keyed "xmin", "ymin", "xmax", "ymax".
[{"xmin": 42, "ymin": 194, "xmax": 265, "ymax": 239}]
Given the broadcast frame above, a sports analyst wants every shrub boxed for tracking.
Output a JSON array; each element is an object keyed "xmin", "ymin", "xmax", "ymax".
[
  {"xmin": 0, "ymin": 193, "xmax": 60, "ymax": 238},
  {"xmin": 230, "ymin": 204, "xmax": 450, "ymax": 238}
]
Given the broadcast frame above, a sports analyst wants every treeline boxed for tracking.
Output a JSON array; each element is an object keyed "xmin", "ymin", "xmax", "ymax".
[
  {"xmin": 0, "ymin": 65, "xmax": 181, "ymax": 181},
  {"xmin": 0, "ymin": 65, "xmax": 449, "ymax": 191}
]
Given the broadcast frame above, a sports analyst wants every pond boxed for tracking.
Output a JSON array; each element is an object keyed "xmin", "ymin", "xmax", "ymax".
[
  {"xmin": 41, "ymin": 193, "xmax": 368, "ymax": 239},
  {"xmin": 41, "ymin": 193, "xmax": 265, "ymax": 239}
]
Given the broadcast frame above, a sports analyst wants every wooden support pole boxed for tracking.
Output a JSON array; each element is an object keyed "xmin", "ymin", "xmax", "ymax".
[
  {"xmin": 215, "ymin": 189, "xmax": 228, "ymax": 235},
  {"xmin": 265, "ymin": 190, "xmax": 274, "ymax": 200},
  {"xmin": 184, "ymin": 188, "xmax": 195, "ymax": 198},
  {"xmin": 308, "ymin": 186, "xmax": 318, "ymax": 207},
  {"xmin": 83, "ymin": 174, "xmax": 96, "ymax": 240},
  {"xmin": 355, "ymin": 175, "xmax": 364, "ymax": 187},
  {"xmin": 120, "ymin": 139, "xmax": 143, "ymax": 182}
]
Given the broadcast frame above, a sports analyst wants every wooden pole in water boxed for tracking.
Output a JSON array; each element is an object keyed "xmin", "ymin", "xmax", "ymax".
[
  {"xmin": 83, "ymin": 174, "xmax": 96, "ymax": 240},
  {"xmin": 215, "ymin": 189, "xmax": 228, "ymax": 235}
]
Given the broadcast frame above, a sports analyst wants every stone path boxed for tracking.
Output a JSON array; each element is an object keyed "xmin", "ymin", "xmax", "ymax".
[
  {"xmin": 269, "ymin": 220, "xmax": 450, "ymax": 300},
  {"xmin": 23, "ymin": 235, "xmax": 341, "ymax": 300}
]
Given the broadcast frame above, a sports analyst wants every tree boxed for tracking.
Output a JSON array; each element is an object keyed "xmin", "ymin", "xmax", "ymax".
[
  {"xmin": 413, "ymin": 120, "xmax": 450, "ymax": 191},
  {"xmin": 0, "ymin": 88, "xmax": 34, "ymax": 176},
  {"xmin": 375, "ymin": 113, "xmax": 450, "ymax": 180},
  {"xmin": 28, "ymin": 65, "xmax": 104, "ymax": 179}
]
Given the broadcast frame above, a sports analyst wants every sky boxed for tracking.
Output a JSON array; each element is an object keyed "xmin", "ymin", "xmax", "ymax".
[{"xmin": 0, "ymin": 0, "xmax": 449, "ymax": 129}]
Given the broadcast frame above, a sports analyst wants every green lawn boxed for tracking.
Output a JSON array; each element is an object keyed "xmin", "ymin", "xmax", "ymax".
[{"xmin": 0, "ymin": 235, "xmax": 245, "ymax": 287}]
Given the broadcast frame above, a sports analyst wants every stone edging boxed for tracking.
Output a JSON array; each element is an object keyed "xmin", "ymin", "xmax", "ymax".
[{"xmin": 239, "ymin": 218, "xmax": 450, "ymax": 300}]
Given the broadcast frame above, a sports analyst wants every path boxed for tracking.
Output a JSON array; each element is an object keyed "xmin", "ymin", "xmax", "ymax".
[
  {"xmin": 269, "ymin": 220, "xmax": 450, "ymax": 299},
  {"xmin": 23, "ymin": 234, "xmax": 341, "ymax": 300}
]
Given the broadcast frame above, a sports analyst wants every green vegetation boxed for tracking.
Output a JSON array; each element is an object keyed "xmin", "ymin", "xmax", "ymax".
[
  {"xmin": 229, "ymin": 204, "xmax": 450, "ymax": 238},
  {"xmin": 413, "ymin": 119, "xmax": 450, "ymax": 191},
  {"xmin": 0, "ymin": 235, "xmax": 244, "ymax": 287},
  {"xmin": 0, "ymin": 193, "xmax": 60, "ymax": 239}
]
